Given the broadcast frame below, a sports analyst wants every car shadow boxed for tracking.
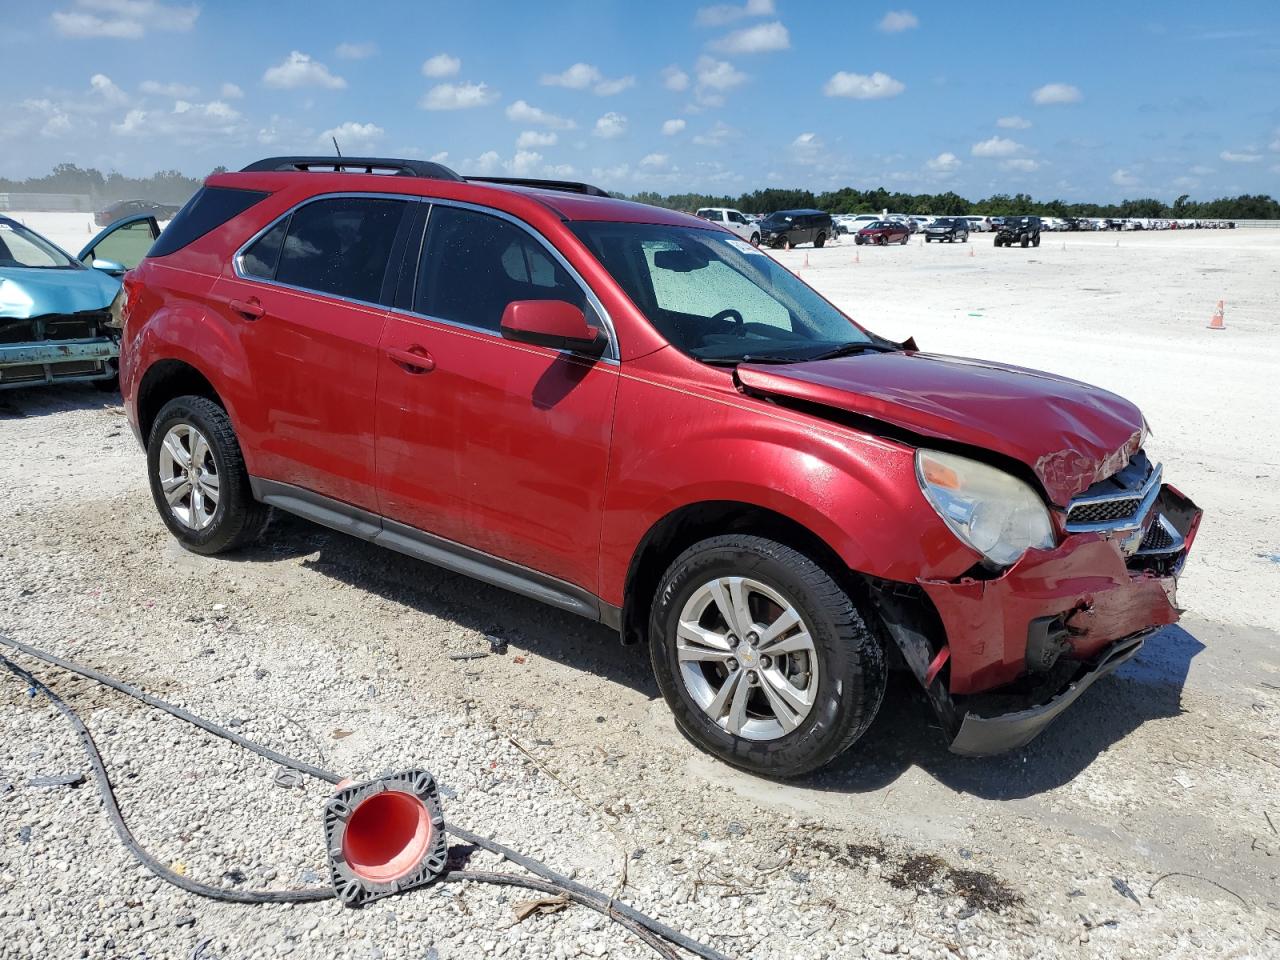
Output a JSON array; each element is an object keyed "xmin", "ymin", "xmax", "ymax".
[
  {"xmin": 801, "ymin": 624, "xmax": 1205, "ymax": 800},
  {"xmin": 0, "ymin": 382, "xmax": 120, "ymax": 419},
  {"xmin": 229, "ymin": 512, "xmax": 658, "ymax": 699}
]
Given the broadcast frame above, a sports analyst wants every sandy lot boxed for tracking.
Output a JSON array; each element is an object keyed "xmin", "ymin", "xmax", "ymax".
[{"xmin": 1, "ymin": 217, "xmax": 1278, "ymax": 960}]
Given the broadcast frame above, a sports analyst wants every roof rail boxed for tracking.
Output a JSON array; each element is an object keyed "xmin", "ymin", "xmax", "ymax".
[
  {"xmin": 240, "ymin": 156, "xmax": 461, "ymax": 180},
  {"xmin": 465, "ymin": 176, "xmax": 610, "ymax": 198}
]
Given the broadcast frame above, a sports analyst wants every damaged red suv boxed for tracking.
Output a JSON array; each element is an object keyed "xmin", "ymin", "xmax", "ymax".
[{"xmin": 119, "ymin": 156, "xmax": 1201, "ymax": 777}]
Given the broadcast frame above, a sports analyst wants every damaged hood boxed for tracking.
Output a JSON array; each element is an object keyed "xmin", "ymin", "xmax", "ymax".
[
  {"xmin": 0, "ymin": 267, "xmax": 120, "ymax": 320},
  {"xmin": 736, "ymin": 351, "xmax": 1146, "ymax": 505}
]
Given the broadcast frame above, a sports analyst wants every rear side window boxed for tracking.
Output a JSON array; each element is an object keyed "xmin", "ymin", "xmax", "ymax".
[
  {"xmin": 147, "ymin": 186, "xmax": 269, "ymax": 258},
  {"xmin": 266, "ymin": 197, "xmax": 408, "ymax": 304},
  {"xmin": 414, "ymin": 205, "xmax": 585, "ymax": 332}
]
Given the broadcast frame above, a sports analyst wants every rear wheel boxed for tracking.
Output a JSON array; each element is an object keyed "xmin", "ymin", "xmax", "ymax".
[
  {"xmin": 649, "ymin": 535, "xmax": 886, "ymax": 778},
  {"xmin": 814, "ymin": 232, "xmax": 827, "ymax": 248},
  {"xmin": 1020, "ymin": 237, "xmax": 1029, "ymax": 248},
  {"xmin": 147, "ymin": 396, "xmax": 271, "ymax": 555}
]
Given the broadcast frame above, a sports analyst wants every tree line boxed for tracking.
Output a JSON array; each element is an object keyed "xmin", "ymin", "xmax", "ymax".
[
  {"xmin": 4, "ymin": 164, "xmax": 1275, "ymax": 220},
  {"xmin": 622, "ymin": 187, "xmax": 1280, "ymax": 220}
]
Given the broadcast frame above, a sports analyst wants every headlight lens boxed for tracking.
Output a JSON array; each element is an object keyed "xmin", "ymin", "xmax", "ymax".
[{"xmin": 915, "ymin": 449, "xmax": 1055, "ymax": 568}]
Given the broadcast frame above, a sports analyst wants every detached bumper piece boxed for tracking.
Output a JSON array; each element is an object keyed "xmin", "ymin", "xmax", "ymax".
[{"xmin": 948, "ymin": 634, "xmax": 1145, "ymax": 756}]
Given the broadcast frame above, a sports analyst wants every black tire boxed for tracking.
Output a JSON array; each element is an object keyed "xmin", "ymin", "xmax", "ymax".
[
  {"xmin": 962, "ymin": 234, "xmax": 968, "ymax": 242},
  {"xmin": 782, "ymin": 237, "xmax": 792, "ymax": 250},
  {"xmin": 750, "ymin": 233, "xmax": 760, "ymax": 247},
  {"xmin": 814, "ymin": 232, "xmax": 827, "ymax": 249},
  {"xmin": 994, "ymin": 237, "xmax": 1002, "ymax": 247},
  {"xmin": 147, "ymin": 395, "xmax": 271, "ymax": 555},
  {"xmin": 1020, "ymin": 237, "xmax": 1029, "ymax": 248},
  {"xmin": 1032, "ymin": 236, "xmax": 1040, "ymax": 247},
  {"xmin": 649, "ymin": 535, "xmax": 886, "ymax": 778}
]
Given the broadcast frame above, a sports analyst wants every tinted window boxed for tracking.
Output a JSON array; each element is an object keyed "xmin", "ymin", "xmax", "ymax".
[
  {"xmin": 415, "ymin": 205, "xmax": 585, "ymax": 332},
  {"xmin": 240, "ymin": 218, "xmax": 287, "ymax": 279},
  {"xmin": 274, "ymin": 197, "xmax": 407, "ymax": 304},
  {"xmin": 148, "ymin": 186, "xmax": 269, "ymax": 258}
]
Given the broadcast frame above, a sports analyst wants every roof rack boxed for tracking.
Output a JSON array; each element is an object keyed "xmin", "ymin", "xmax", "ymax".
[
  {"xmin": 465, "ymin": 176, "xmax": 611, "ymax": 198},
  {"xmin": 240, "ymin": 156, "xmax": 461, "ymax": 180}
]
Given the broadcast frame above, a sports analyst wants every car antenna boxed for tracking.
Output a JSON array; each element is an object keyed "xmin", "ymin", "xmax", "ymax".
[{"xmin": 332, "ymin": 136, "xmax": 342, "ymax": 157}]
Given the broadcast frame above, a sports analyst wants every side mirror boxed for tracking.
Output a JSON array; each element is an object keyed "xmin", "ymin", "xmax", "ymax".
[
  {"xmin": 91, "ymin": 258, "xmax": 126, "ymax": 275},
  {"xmin": 500, "ymin": 300, "xmax": 605, "ymax": 355}
]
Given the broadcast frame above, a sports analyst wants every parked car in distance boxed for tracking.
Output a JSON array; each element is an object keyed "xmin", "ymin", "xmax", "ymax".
[
  {"xmin": 994, "ymin": 215, "xmax": 1042, "ymax": 248},
  {"xmin": 923, "ymin": 217, "xmax": 969, "ymax": 243},
  {"xmin": 95, "ymin": 199, "xmax": 182, "ymax": 228},
  {"xmin": 855, "ymin": 219, "xmax": 911, "ymax": 245},
  {"xmin": 120, "ymin": 154, "xmax": 1202, "ymax": 778},
  {"xmin": 758, "ymin": 209, "xmax": 833, "ymax": 248},
  {"xmin": 695, "ymin": 207, "xmax": 761, "ymax": 246},
  {"xmin": 0, "ymin": 213, "xmax": 160, "ymax": 389},
  {"xmin": 963, "ymin": 216, "xmax": 992, "ymax": 232}
]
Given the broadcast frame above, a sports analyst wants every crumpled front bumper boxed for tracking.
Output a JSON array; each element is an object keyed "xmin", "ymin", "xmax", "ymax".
[
  {"xmin": 877, "ymin": 482, "xmax": 1202, "ymax": 756},
  {"xmin": 0, "ymin": 338, "xmax": 119, "ymax": 388}
]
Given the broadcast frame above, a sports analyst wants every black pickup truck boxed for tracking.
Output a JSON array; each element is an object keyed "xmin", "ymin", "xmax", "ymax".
[{"xmin": 993, "ymin": 216, "xmax": 1041, "ymax": 248}]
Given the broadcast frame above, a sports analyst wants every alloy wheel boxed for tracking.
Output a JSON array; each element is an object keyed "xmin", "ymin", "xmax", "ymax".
[
  {"xmin": 676, "ymin": 576, "xmax": 819, "ymax": 741},
  {"xmin": 156, "ymin": 422, "xmax": 220, "ymax": 530}
]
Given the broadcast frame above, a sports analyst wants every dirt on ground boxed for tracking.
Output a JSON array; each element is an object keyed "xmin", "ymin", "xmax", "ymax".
[{"xmin": 0, "ymin": 224, "xmax": 1278, "ymax": 959}]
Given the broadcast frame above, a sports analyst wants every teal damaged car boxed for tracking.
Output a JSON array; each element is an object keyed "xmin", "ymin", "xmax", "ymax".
[{"xmin": 0, "ymin": 213, "xmax": 160, "ymax": 389}]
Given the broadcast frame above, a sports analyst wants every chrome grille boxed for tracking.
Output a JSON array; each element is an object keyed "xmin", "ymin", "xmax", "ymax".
[
  {"xmin": 1064, "ymin": 452, "xmax": 1160, "ymax": 533},
  {"xmin": 1140, "ymin": 521, "xmax": 1174, "ymax": 552},
  {"xmin": 1066, "ymin": 498, "xmax": 1143, "ymax": 525}
]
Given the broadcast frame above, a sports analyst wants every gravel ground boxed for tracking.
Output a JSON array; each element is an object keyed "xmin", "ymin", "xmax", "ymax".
[{"xmin": 1, "ymin": 226, "xmax": 1278, "ymax": 959}]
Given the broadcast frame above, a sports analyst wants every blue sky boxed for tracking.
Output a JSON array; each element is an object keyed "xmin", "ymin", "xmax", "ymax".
[{"xmin": 3, "ymin": 0, "xmax": 1278, "ymax": 201}]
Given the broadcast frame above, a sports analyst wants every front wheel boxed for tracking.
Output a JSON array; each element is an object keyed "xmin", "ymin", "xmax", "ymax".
[
  {"xmin": 1032, "ymin": 236, "xmax": 1040, "ymax": 247},
  {"xmin": 782, "ymin": 237, "xmax": 792, "ymax": 250},
  {"xmin": 750, "ymin": 233, "xmax": 760, "ymax": 247},
  {"xmin": 649, "ymin": 535, "xmax": 886, "ymax": 778},
  {"xmin": 814, "ymin": 232, "xmax": 827, "ymax": 248},
  {"xmin": 147, "ymin": 396, "xmax": 271, "ymax": 555}
]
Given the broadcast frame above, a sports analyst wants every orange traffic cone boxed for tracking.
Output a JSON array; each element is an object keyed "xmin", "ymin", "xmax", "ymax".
[{"xmin": 1207, "ymin": 300, "xmax": 1225, "ymax": 330}]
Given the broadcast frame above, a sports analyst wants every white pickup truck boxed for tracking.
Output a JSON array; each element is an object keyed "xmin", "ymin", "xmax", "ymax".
[{"xmin": 695, "ymin": 207, "xmax": 761, "ymax": 246}]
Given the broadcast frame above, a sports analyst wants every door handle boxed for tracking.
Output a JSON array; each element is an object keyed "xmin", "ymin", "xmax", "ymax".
[
  {"xmin": 229, "ymin": 297, "xmax": 265, "ymax": 321},
  {"xmin": 386, "ymin": 344, "xmax": 436, "ymax": 373}
]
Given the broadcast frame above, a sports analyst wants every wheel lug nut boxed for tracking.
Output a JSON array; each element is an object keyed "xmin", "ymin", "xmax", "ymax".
[
  {"xmin": 747, "ymin": 671, "xmax": 757, "ymax": 683},
  {"xmin": 728, "ymin": 635, "xmax": 739, "ymax": 648},
  {"xmin": 761, "ymin": 656, "xmax": 772, "ymax": 669}
]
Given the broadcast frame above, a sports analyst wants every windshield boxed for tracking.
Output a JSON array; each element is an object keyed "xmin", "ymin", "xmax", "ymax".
[
  {"xmin": 0, "ymin": 217, "xmax": 78, "ymax": 269},
  {"xmin": 570, "ymin": 221, "xmax": 876, "ymax": 363}
]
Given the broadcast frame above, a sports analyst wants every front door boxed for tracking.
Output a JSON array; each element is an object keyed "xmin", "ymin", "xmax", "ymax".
[
  {"xmin": 204, "ymin": 194, "xmax": 412, "ymax": 511},
  {"xmin": 374, "ymin": 203, "xmax": 617, "ymax": 592}
]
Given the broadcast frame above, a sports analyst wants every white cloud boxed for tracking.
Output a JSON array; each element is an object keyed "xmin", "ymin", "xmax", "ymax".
[
  {"xmin": 51, "ymin": 0, "xmax": 198, "ymax": 39},
  {"xmin": 255, "ymin": 114, "xmax": 314, "ymax": 147},
  {"xmin": 545, "ymin": 163, "xmax": 577, "ymax": 177},
  {"xmin": 695, "ymin": 0, "xmax": 774, "ymax": 27},
  {"xmin": 1189, "ymin": 164, "xmax": 1215, "ymax": 175},
  {"xmin": 790, "ymin": 132, "xmax": 823, "ymax": 164},
  {"xmin": 467, "ymin": 151, "xmax": 502, "ymax": 175},
  {"xmin": 1001, "ymin": 158, "xmax": 1040, "ymax": 172},
  {"xmin": 506, "ymin": 100, "xmax": 575, "ymax": 130},
  {"xmin": 421, "ymin": 53, "xmax": 461, "ymax": 78},
  {"xmin": 1172, "ymin": 176, "xmax": 1199, "ymax": 189},
  {"xmin": 1219, "ymin": 149, "xmax": 1261, "ymax": 163},
  {"xmin": 220, "ymin": 82, "xmax": 243, "ymax": 99},
  {"xmin": 823, "ymin": 71, "xmax": 904, "ymax": 100},
  {"xmin": 712, "ymin": 21, "xmax": 790, "ymax": 54},
  {"xmin": 692, "ymin": 120, "xmax": 737, "ymax": 147},
  {"xmin": 516, "ymin": 130, "xmax": 557, "ymax": 149},
  {"xmin": 321, "ymin": 121, "xmax": 384, "ymax": 151},
  {"xmin": 113, "ymin": 99, "xmax": 244, "ymax": 143},
  {"xmin": 263, "ymin": 52, "xmax": 346, "ymax": 90},
  {"xmin": 419, "ymin": 81, "xmax": 498, "ymax": 111},
  {"xmin": 336, "ymin": 41, "xmax": 378, "ymax": 60},
  {"xmin": 1031, "ymin": 82, "xmax": 1082, "ymax": 105},
  {"xmin": 541, "ymin": 63, "xmax": 635, "ymax": 96},
  {"xmin": 593, "ymin": 111, "xmax": 628, "ymax": 139},
  {"xmin": 694, "ymin": 56, "xmax": 748, "ymax": 106},
  {"xmin": 90, "ymin": 73, "xmax": 129, "ymax": 105},
  {"xmin": 429, "ymin": 151, "xmax": 450, "ymax": 163},
  {"xmin": 640, "ymin": 153, "xmax": 669, "ymax": 169},
  {"xmin": 997, "ymin": 115, "xmax": 1031, "ymax": 129},
  {"xmin": 1110, "ymin": 168, "xmax": 1140, "ymax": 187},
  {"xmin": 1271, "ymin": 131, "xmax": 1280, "ymax": 152},
  {"xmin": 661, "ymin": 66, "xmax": 690, "ymax": 91},
  {"xmin": 971, "ymin": 136, "xmax": 1023, "ymax": 157},
  {"xmin": 926, "ymin": 151, "xmax": 961, "ymax": 171},
  {"xmin": 508, "ymin": 150, "xmax": 543, "ymax": 176},
  {"xmin": 662, "ymin": 118, "xmax": 687, "ymax": 136},
  {"xmin": 878, "ymin": 10, "xmax": 919, "ymax": 32},
  {"xmin": 140, "ymin": 80, "xmax": 198, "ymax": 98}
]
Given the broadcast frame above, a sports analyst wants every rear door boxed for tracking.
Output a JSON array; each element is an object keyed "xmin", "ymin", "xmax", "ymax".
[
  {"xmin": 374, "ymin": 202, "xmax": 618, "ymax": 591},
  {"xmin": 205, "ymin": 193, "xmax": 414, "ymax": 511}
]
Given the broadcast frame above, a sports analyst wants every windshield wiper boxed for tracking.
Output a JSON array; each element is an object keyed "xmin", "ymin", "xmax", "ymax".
[
  {"xmin": 700, "ymin": 354, "xmax": 809, "ymax": 366},
  {"xmin": 804, "ymin": 342, "xmax": 894, "ymax": 362}
]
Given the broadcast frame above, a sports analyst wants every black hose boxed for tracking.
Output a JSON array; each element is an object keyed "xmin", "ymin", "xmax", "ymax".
[{"xmin": 1, "ymin": 634, "xmax": 731, "ymax": 960}]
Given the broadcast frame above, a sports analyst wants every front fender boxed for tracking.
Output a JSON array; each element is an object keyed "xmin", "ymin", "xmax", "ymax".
[{"xmin": 599, "ymin": 370, "xmax": 980, "ymax": 605}]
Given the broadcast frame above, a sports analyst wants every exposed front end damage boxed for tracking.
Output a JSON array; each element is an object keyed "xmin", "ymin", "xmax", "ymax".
[
  {"xmin": 0, "ymin": 311, "xmax": 120, "ymax": 388},
  {"xmin": 870, "ymin": 457, "xmax": 1202, "ymax": 756}
]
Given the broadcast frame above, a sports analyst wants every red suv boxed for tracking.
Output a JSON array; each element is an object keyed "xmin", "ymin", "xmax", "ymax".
[{"xmin": 119, "ymin": 156, "xmax": 1201, "ymax": 777}]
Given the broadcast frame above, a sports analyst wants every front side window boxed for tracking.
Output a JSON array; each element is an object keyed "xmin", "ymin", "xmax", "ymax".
[
  {"xmin": 90, "ymin": 220, "xmax": 156, "ymax": 270},
  {"xmin": 414, "ymin": 205, "xmax": 586, "ymax": 333},
  {"xmin": 269, "ymin": 196, "xmax": 407, "ymax": 303},
  {"xmin": 571, "ymin": 222, "xmax": 877, "ymax": 364}
]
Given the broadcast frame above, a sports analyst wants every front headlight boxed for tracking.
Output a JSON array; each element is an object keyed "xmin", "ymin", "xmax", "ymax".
[{"xmin": 915, "ymin": 450, "xmax": 1055, "ymax": 568}]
